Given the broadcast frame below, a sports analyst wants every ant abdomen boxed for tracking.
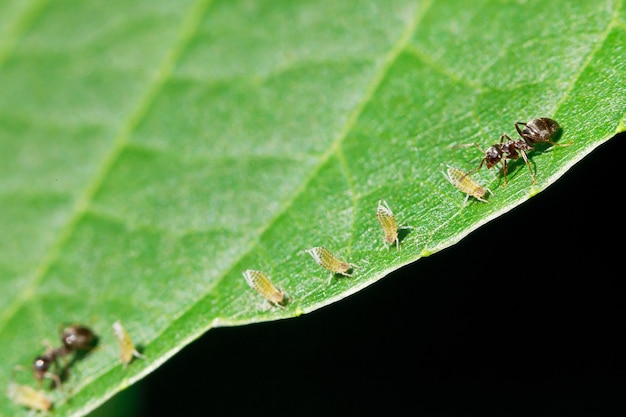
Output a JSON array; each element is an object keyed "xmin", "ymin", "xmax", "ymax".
[
  {"xmin": 61, "ymin": 324, "xmax": 97, "ymax": 352},
  {"xmin": 515, "ymin": 117, "xmax": 561, "ymax": 145}
]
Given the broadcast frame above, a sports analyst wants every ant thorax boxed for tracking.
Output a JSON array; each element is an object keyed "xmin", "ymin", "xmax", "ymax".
[{"xmin": 509, "ymin": 138, "xmax": 533, "ymax": 152}]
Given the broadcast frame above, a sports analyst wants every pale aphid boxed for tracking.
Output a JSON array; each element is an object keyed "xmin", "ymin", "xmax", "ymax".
[
  {"xmin": 443, "ymin": 165, "xmax": 492, "ymax": 205},
  {"xmin": 7, "ymin": 382, "xmax": 53, "ymax": 412},
  {"xmin": 242, "ymin": 269, "xmax": 286, "ymax": 307},
  {"xmin": 112, "ymin": 320, "xmax": 146, "ymax": 368},
  {"xmin": 376, "ymin": 200, "xmax": 400, "ymax": 249},
  {"xmin": 305, "ymin": 246, "xmax": 354, "ymax": 283}
]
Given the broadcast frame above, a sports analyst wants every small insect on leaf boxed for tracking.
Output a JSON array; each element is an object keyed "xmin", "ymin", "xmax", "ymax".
[
  {"xmin": 443, "ymin": 165, "xmax": 492, "ymax": 206},
  {"xmin": 112, "ymin": 320, "xmax": 146, "ymax": 368},
  {"xmin": 376, "ymin": 200, "xmax": 400, "ymax": 250},
  {"xmin": 305, "ymin": 246, "xmax": 354, "ymax": 283},
  {"xmin": 7, "ymin": 382, "xmax": 53, "ymax": 412},
  {"xmin": 242, "ymin": 269, "xmax": 286, "ymax": 307}
]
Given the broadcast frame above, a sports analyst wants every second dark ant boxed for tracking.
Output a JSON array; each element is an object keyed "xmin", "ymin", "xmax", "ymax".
[
  {"xmin": 19, "ymin": 324, "xmax": 97, "ymax": 393},
  {"xmin": 457, "ymin": 117, "xmax": 571, "ymax": 186}
]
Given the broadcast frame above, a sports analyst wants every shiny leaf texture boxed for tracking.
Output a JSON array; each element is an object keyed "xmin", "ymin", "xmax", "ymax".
[{"xmin": 1, "ymin": 0, "xmax": 625, "ymax": 415}]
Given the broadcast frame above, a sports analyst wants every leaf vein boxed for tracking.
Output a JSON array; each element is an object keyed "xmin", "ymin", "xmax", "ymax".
[
  {"xmin": 124, "ymin": 0, "xmax": 439, "ymax": 374},
  {"xmin": 0, "ymin": 0, "xmax": 49, "ymax": 68},
  {"xmin": 0, "ymin": 0, "xmax": 215, "ymax": 334},
  {"xmin": 553, "ymin": 0, "xmax": 624, "ymax": 113}
]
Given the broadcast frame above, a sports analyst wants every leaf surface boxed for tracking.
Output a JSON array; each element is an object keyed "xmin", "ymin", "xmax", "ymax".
[{"xmin": 1, "ymin": 0, "xmax": 625, "ymax": 415}]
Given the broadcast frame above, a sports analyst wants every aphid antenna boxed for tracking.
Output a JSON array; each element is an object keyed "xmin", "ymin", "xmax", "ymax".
[
  {"xmin": 459, "ymin": 192, "xmax": 484, "ymax": 207},
  {"xmin": 377, "ymin": 199, "xmax": 392, "ymax": 211},
  {"xmin": 463, "ymin": 183, "xmax": 493, "ymax": 205},
  {"xmin": 440, "ymin": 167, "xmax": 454, "ymax": 185}
]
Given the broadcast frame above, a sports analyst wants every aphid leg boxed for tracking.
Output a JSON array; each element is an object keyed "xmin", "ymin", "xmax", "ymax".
[
  {"xmin": 396, "ymin": 225, "xmax": 415, "ymax": 248},
  {"xmin": 386, "ymin": 223, "xmax": 414, "ymax": 251},
  {"xmin": 126, "ymin": 347, "xmax": 147, "ymax": 368},
  {"xmin": 326, "ymin": 269, "xmax": 351, "ymax": 285},
  {"xmin": 333, "ymin": 262, "xmax": 357, "ymax": 283},
  {"xmin": 473, "ymin": 193, "xmax": 490, "ymax": 204}
]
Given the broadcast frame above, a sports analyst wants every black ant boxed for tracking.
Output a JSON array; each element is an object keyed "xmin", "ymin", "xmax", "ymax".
[
  {"xmin": 458, "ymin": 117, "xmax": 572, "ymax": 186},
  {"xmin": 17, "ymin": 324, "xmax": 97, "ymax": 393}
]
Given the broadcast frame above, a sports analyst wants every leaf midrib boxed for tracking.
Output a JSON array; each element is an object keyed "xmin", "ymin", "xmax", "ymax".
[{"xmin": 39, "ymin": 4, "xmax": 437, "ymax": 413}]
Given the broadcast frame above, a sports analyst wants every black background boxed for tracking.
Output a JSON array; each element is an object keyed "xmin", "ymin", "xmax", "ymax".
[{"xmin": 127, "ymin": 132, "xmax": 625, "ymax": 416}]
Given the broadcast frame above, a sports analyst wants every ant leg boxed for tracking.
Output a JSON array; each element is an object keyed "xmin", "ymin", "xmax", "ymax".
[
  {"xmin": 500, "ymin": 133, "xmax": 512, "ymax": 144},
  {"xmin": 465, "ymin": 158, "xmax": 486, "ymax": 176},
  {"xmin": 501, "ymin": 160, "xmax": 509, "ymax": 186},
  {"xmin": 44, "ymin": 371, "xmax": 64, "ymax": 394},
  {"xmin": 549, "ymin": 140, "xmax": 572, "ymax": 147},
  {"xmin": 452, "ymin": 142, "xmax": 486, "ymax": 153},
  {"xmin": 519, "ymin": 149, "xmax": 536, "ymax": 184},
  {"xmin": 452, "ymin": 142, "xmax": 483, "ymax": 152},
  {"xmin": 543, "ymin": 136, "xmax": 573, "ymax": 147}
]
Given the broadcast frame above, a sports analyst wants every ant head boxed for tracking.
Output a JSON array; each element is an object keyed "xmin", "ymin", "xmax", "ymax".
[
  {"xmin": 32, "ymin": 355, "xmax": 52, "ymax": 380},
  {"xmin": 484, "ymin": 145, "xmax": 501, "ymax": 167}
]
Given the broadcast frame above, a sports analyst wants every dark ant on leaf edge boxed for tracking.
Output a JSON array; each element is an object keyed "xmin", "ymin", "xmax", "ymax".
[
  {"xmin": 13, "ymin": 324, "xmax": 97, "ymax": 398},
  {"xmin": 456, "ymin": 117, "xmax": 572, "ymax": 186}
]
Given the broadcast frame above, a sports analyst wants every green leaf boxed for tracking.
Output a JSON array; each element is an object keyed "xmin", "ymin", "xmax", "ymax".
[{"xmin": 1, "ymin": 0, "xmax": 624, "ymax": 415}]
